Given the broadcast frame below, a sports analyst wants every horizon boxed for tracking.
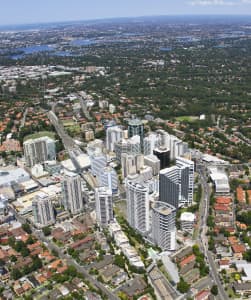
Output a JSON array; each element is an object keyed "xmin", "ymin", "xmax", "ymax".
[
  {"xmin": 1, "ymin": 14, "xmax": 251, "ymax": 29},
  {"xmin": 1, "ymin": 0, "xmax": 251, "ymax": 27}
]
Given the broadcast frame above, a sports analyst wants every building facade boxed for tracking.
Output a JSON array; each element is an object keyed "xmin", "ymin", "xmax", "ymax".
[
  {"xmin": 90, "ymin": 153, "xmax": 107, "ymax": 176},
  {"xmin": 61, "ymin": 171, "xmax": 83, "ymax": 215},
  {"xmin": 106, "ymin": 126, "xmax": 124, "ymax": 152},
  {"xmin": 159, "ymin": 157, "xmax": 194, "ymax": 208},
  {"xmin": 128, "ymin": 119, "xmax": 144, "ymax": 152},
  {"xmin": 159, "ymin": 166, "xmax": 181, "ymax": 209},
  {"xmin": 153, "ymin": 147, "xmax": 170, "ymax": 170},
  {"xmin": 95, "ymin": 186, "xmax": 113, "ymax": 227},
  {"xmin": 126, "ymin": 180, "xmax": 150, "ymax": 234},
  {"xmin": 144, "ymin": 154, "xmax": 160, "ymax": 176},
  {"xmin": 98, "ymin": 166, "xmax": 118, "ymax": 194},
  {"xmin": 32, "ymin": 193, "xmax": 55, "ymax": 227},
  {"xmin": 24, "ymin": 136, "xmax": 56, "ymax": 167},
  {"xmin": 114, "ymin": 136, "xmax": 141, "ymax": 162},
  {"xmin": 176, "ymin": 157, "xmax": 194, "ymax": 206},
  {"xmin": 152, "ymin": 201, "xmax": 176, "ymax": 251}
]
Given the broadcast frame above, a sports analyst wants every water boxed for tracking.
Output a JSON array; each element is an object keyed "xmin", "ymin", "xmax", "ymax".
[
  {"xmin": 11, "ymin": 44, "xmax": 54, "ymax": 59},
  {"xmin": 70, "ymin": 39, "xmax": 97, "ymax": 46},
  {"xmin": 10, "ymin": 44, "xmax": 78, "ymax": 59},
  {"xmin": 159, "ymin": 47, "xmax": 172, "ymax": 52}
]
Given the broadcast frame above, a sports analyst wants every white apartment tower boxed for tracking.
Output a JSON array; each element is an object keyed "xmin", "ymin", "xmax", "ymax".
[
  {"xmin": 98, "ymin": 166, "xmax": 118, "ymax": 194},
  {"xmin": 126, "ymin": 180, "xmax": 150, "ymax": 234},
  {"xmin": 152, "ymin": 201, "xmax": 176, "ymax": 251},
  {"xmin": 176, "ymin": 157, "xmax": 194, "ymax": 206},
  {"xmin": 95, "ymin": 187, "xmax": 113, "ymax": 226},
  {"xmin": 62, "ymin": 171, "xmax": 83, "ymax": 215},
  {"xmin": 143, "ymin": 133, "xmax": 161, "ymax": 156},
  {"xmin": 144, "ymin": 155, "xmax": 160, "ymax": 176},
  {"xmin": 114, "ymin": 135, "xmax": 141, "ymax": 162},
  {"xmin": 90, "ymin": 153, "xmax": 107, "ymax": 176},
  {"xmin": 24, "ymin": 136, "xmax": 56, "ymax": 167},
  {"xmin": 106, "ymin": 126, "xmax": 124, "ymax": 152},
  {"xmin": 32, "ymin": 194, "xmax": 55, "ymax": 227}
]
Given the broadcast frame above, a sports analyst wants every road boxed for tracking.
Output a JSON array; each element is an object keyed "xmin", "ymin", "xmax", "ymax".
[
  {"xmin": 20, "ymin": 107, "xmax": 28, "ymax": 128},
  {"xmin": 47, "ymin": 110, "xmax": 77, "ymax": 151},
  {"xmin": 10, "ymin": 207, "xmax": 119, "ymax": 300},
  {"xmin": 198, "ymin": 166, "xmax": 229, "ymax": 300}
]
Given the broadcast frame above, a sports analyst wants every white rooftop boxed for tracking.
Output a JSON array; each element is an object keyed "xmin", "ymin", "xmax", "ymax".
[
  {"xmin": 0, "ymin": 167, "xmax": 30, "ymax": 187},
  {"xmin": 235, "ymin": 261, "xmax": 251, "ymax": 281},
  {"xmin": 180, "ymin": 212, "xmax": 196, "ymax": 222}
]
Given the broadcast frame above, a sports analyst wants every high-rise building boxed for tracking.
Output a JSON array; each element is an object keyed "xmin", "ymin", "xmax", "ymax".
[
  {"xmin": 121, "ymin": 153, "xmax": 145, "ymax": 179},
  {"xmin": 95, "ymin": 187, "xmax": 113, "ymax": 227},
  {"xmin": 152, "ymin": 201, "xmax": 176, "ymax": 251},
  {"xmin": 159, "ymin": 166, "xmax": 181, "ymax": 209},
  {"xmin": 121, "ymin": 153, "xmax": 137, "ymax": 178},
  {"xmin": 106, "ymin": 126, "xmax": 124, "ymax": 152},
  {"xmin": 98, "ymin": 166, "xmax": 118, "ymax": 194},
  {"xmin": 114, "ymin": 136, "xmax": 141, "ymax": 162},
  {"xmin": 138, "ymin": 166, "xmax": 153, "ymax": 182},
  {"xmin": 86, "ymin": 139, "xmax": 104, "ymax": 157},
  {"xmin": 32, "ymin": 193, "xmax": 55, "ymax": 227},
  {"xmin": 159, "ymin": 158, "xmax": 194, "ymax": 208},
  {"xmin": 144, "ymin": 155, "xmax": 160, "ymax": 176},
  {"xmin": 143, "ymin": 133, "xmax": 160, "ymax": 155},
  {"xmin": 62, "ymin": 171, "xmax": 83, "ymax": 215},
  {"xmin": 153, "ymin": 147, "xmax": 170, "ymax": 169},
  {"xmin": 176, "ymin": 157, "xmax": 194, "ymax": 206},
  {"xmin": 128, "ymin": 119, "xmax": 144, "ymax": 152},
  {"xmin": 156, "ymin": 130, "xmax": 188, "ymax": 160},
  {"xmin": 24, "ymin": 136, "xmax": 56, "ymax": 167},
  {"xmin": 126, "ymin": 180, "xmax": 149, "ymax": 234},
  {"xmin": 90, "ymin": 153, "xmax": 107, "ymax": 176}
]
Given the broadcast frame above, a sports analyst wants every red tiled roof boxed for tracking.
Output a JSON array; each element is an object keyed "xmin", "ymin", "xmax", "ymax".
[
  {"xmin": 236, "ymin": 186, "xmax": 246, "ymax": 203},
  {"xmin": 195, "ymin": 289, "xmax": 210, "ymax": 300},
  {"xmin": 179, "ymin": 254, "xmax": 196, "ymax": 268},
  {"xmin": 232, "ymin": 244, "xmax": 246, "ymax": 254},
  {"xmin": 214, "ymin": 204, "xmax": 229, "ymax": 211},
  {"xmin": 215, "ymin": 197, "xmax": 232, "ymax": 205}
]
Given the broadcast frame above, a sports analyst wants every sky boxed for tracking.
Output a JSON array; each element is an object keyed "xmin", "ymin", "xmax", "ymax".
[{"xmin": 1, "ymin": 0, "xmax": 251, "ymax": 25}]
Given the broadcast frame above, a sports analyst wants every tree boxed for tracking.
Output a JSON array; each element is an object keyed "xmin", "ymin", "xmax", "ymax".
[
  {"xmin": 32, "ymin": 256, "xmax": 42, "ymax": 270},
  {"xmin": 243, "ymin": 249, "xmax": 251, "ymax": 262},
  {"xmin": 22, "ymin": 223, "xmax": 32, "ymax": 234},
  {"xmin": 177, "ymin": 278, "xmax": 190, "ymax": 293},
  {"xmin": 26, "ymin": 235, "xmax": 34, "ymax": 245},
  {"xmin": 8, "ymin": 236, "xmax": 15, "ymax": 247},
  {"xmin": 10, "ymin": 255, "xmax": 17, "ymax": 262},
  {"xmin": 211, "ymin": 285, "xmax": 218, "ymax": 296},
  {"xmin": 42, "ymin": 226, "xmax": 51, "ymax": 236},
  {"xmin": 11, "ymin": 268, "xmax": 22, "ymax": 280},
  {"xmin": 207, "ymin": 215, "xmax": 214, "ymax": 228},
  {"xmin": 21, "ymin": 247, "xmax": 30, "ymax": 257},
  {"xmin": 114, "ymin": 254, "xmax": 125, "ymax": 268},
  {"xmin": 64, "ymin": 266, "xmax": 77, "ymax": 277}
]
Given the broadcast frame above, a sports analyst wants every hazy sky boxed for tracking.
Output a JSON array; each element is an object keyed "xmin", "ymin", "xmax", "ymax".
[{"xmin": 1, "ymin": 0, "xmax": 251, "ymax": 25}]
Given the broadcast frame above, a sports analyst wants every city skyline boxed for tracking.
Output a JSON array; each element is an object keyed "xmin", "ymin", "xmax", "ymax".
[{"xmin": 1, "ymin": 0, "xmax": 251, "ymax": 26}]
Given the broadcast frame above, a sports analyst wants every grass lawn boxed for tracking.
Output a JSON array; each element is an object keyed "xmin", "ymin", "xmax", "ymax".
[
  {"xmin": 114, "ymin": 200, "xmax": 127, "ymax": 219},
  {"xmin": 176, "ymin": 116, "xmax": 199, "ymax": 122},
  {"xmin": 62, "ymin": 120, "xmax": 76, "ymax": 127},
  {"xmin": 66, "ymin": 125, "xmax": 81, "ymax": 136},
  {"xmin": 24, "ymin": 131, "xmax": 55, "ymax": 141}
]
